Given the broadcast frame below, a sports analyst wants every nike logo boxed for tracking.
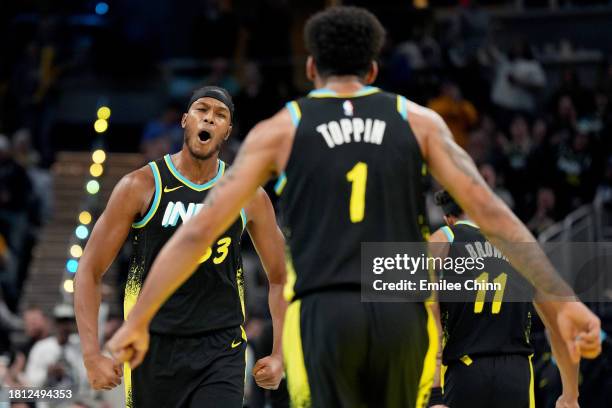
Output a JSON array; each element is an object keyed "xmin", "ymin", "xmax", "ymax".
[
  {"xmin": 231, "ymin": 339, "xmax": 242, "ymax": 348},
  {"xmin": 163, "ymin": 185, "xmax": 183, "ymax": 193}
]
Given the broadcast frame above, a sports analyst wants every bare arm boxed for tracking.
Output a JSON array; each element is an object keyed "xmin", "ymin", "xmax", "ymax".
[
  {"xmin": 246, "ymin": 188, "xmax": 288, "ymax": 358},
  {"xmin": 534, "ymin": 302, "xmax": 580, "ymax": 403},
  {"xmin": 409, "ymin": 101, "xmax": 601, "ymax": 361},
  {"xmin": 427, "ymin": 228, "xmax": 449, "ymax": 390},
  {"xmin": 74, "ymin": 169, "xmax": 151, "ymax": 356},
  {"xmin": 245, "ymin": 187, "xmax": 288, "ymax": 389},
  {"xmin": 410, "ymin": 102, "xmax": 569, "ymax": 296},
  {"xmin": 122, "ymin": 109, "xmax": 294, "ymax": 339}
]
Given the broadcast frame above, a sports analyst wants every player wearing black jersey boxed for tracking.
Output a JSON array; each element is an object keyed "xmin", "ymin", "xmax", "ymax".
[
  {"xmin": 108, "ymin": 6, "xmax": 600, "ymax": 408},
  {"xmin": 74, "ymin": 86, "xmax": 287, "ymax": 408},
  {"xmin": 428, "ymin": 191, "xmax": 579, "ymax": 408}
]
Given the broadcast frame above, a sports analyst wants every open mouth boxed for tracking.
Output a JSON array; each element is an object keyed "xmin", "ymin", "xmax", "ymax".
[{"xmin": 198, "ymin": 130, "xmax": 212, "ymax": 143}]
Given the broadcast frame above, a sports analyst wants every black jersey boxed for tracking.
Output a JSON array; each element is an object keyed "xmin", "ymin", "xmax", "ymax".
[
  {"xmin": 276, "ymin": 86, "xmax": 429, "ymax": 300},
  {"xmin": 124, "ymin": 154, "xmax": 247, "ymax": 336},
  {"xmin": 438, "ymin": 221, "xmax": 532, "ymax": 364}
]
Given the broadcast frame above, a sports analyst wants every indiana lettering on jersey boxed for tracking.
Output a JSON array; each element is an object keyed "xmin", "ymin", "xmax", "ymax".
[
  {"xmin": 316, "ymin": 118, "xmax": 386, "ymax": 148},
  {"xmin": 161, "ymin": 201, "xmax": 204, "ymax": 227}
]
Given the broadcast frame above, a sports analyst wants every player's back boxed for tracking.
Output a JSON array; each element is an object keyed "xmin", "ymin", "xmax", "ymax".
[
  {"xmin": 439, "ymin": 221, "xmax": 533, "ymax": 364},
  {"xmin": 278, "ymin": 86, "xmax": 428, "ymax": 299}
]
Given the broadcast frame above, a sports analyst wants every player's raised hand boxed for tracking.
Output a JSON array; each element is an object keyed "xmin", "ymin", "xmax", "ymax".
[
  {"xmin": 556, "ymin": 301, "xmax": 601, "ymax": 363},
  {"xmin": 105, "ymin": 321, "xmax": 150, "ymax": 369},
  {"xmin": 252, "ymin": 355, "xmax": 283, "ymax": 390},
  {"xmin": 556, "ymin": 395, "xmax": 580, "ymax": 408},
  {"xmin": 84, "ymin": 353, "xmax": 122, "ymax": 391}
]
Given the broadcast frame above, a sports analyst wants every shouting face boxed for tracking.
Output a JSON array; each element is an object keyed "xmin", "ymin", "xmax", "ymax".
[{"xmin": 181, "ymin": 97, "xmax": 232, "ymax": 160}]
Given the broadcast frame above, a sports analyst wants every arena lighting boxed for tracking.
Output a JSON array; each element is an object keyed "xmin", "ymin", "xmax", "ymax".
[
  {"xmin": 86, "ymin": 180, "xmax": 100, "ymax": 194},
  {"xmin": 97, "ymin": 106, "xmax": 111, "ymax": 119},
  {"xmin": 63, "ymin": 279, "xmax": 74, "ymax": 293},
  {"xmin": 66, "ymin": 259, "xmax": 79, "ymax": 273},
  {"xmin": 79, "ymin": 211, "xmax": 92, "ymax": 225},
  {"xmin": 94, "ymin": 119, "xmax": 108, "ymax": 133},
  {"xmin": 92, "ymin": 149, "xmax": 106, "ymax": 164},
  {"xmin": 95, "ymin": 2, "xmax": 109, "ymax": 15},
  {"xmin": 70, "ymin": 244, "xmax": 83, "ymax": 258},
  {"xmin": 76, "ymin": 225, "xmax": 89, "ymax": 240},
  {"xmin": 90, "ymin": 163, "xmax": 103, "ymax": 177}
]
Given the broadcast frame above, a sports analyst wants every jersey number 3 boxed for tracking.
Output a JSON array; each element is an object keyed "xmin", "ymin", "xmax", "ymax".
[
  {"xmin": 346, "ymin": 162, "xmax": 368, "ymax": 223},
  {"xmin": 198, "ymin": 237, "xmax": 232, "ymax": 265}
]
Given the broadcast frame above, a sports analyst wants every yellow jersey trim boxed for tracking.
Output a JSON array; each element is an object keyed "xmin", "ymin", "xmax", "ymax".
[{"xmin": 283, "ymin": 300, "xmax": 311, "ymax": 408}]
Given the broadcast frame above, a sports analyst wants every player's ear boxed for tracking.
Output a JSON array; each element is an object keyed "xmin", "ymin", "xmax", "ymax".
[
  {"xmin": 225, "ymin": 124, "xmax": 232, "ymax": 140},
  {"xmin": 306, "ymin": 56, "xmax": 316, "ymax": 82},
  {"xmin": 364, "ymin": 61, "xmax": 378, "ymax": 84},
  {"xmin": 181, "ymin": 113, "xmax": 187, "ymax": 129}
]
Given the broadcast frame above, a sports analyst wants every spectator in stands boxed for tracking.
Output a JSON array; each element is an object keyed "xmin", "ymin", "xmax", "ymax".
[
  {"xmin": 555, "ymin": 129, "xmax": 597, "ymax": 213},
  {"xmin": 428, "ymin": 81, "xmax": 478, "ymax": 148},
  {"xmin": 0, "ymin": 135, "xmax": 32, "ymax": 310},
  {"xmin": 141, "ymin": 104, "xmax": 183, "ymax": 161},
  {"xmin": 527, "ymin": 187, "xmax": 557, "ymax": 236},
  {"xmin": 498, "ymin": 116, "xmax": 533, "ymax": 215},
  {"xmin": 551, "ymin": 94, "xmax": 578, "ymax": 136},
  {"xmin": 22, "ymin": 306, "xmax": 51, "ymax": 356},
  {"xmin": 24, "ymin": 304, "xmax": 88, "ymax": 396},
  {"xmin": 13, "ymin": 128, "xmax": 40, "ymax": 169},
  {"xmin": 551, "ymin": 68, "xmax": 593, "ymax": 117},
  {"xmin": 490, "ymin": 41, "xmax": 546, "ymax": 125}
]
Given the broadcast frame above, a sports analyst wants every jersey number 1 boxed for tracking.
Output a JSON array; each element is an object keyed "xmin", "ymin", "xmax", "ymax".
[{"xmin": 346, "ymin": 162, "xmax": 368, "ymax": 223}]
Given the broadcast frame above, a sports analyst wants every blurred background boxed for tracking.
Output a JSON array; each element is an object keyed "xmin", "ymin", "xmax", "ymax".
[{"xmin": 1, "ymin": 0, "xmax": 612, "ymax": 407}]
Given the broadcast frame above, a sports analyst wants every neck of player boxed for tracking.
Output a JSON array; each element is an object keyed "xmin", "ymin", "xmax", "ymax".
[
  {"xmin": 173, "ymin": 149, "xmax": 219, "ymax": 184},
  {"xmin": 317, "ymin": 75, "xmax": 367, "ymax": 94}
]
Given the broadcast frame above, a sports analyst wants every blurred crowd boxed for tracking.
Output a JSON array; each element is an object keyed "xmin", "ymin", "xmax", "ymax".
[{"xmin": 0, "ymin": 1, "xmax": 612, "ymax": 407}]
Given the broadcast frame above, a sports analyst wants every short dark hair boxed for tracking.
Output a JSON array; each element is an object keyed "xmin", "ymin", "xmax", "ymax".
[
  {"xmin": 304, "ymin": 6, "xmax": 385, "ymax": 78},
  {"xmin": 434, "ymin": 190, "xmax": 463, "ymax": 217}
]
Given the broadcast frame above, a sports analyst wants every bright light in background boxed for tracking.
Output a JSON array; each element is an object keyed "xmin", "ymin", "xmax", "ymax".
[
  {"xmin": 92, "ymin": 149, "xmax": 106, "ymax": 164},
  {"xmin": 79, "ymin": 211, "xmax": 92, "ymax": 225},
  {"xmin": 86, "ymin": 180, "xmax": 100, "ymax": 194},
  {"xmin": 95, "ymin": 2, "xmax": 109, "ymax": 15},
  {"xmin": 70, "ymin": 244, "xmax": 83, "ymax": 258},
  {"xmin": 63, "ymin": 279, "xmax": 74, "ymax": 293},
  {"xmin": 94, "ymin": 119, "xmax": 108, "ymax": 133},
  {"xmin": 66, "ymin": 259, "xmax": 79, "ymax": 273},
  {"xmin": 90, "ymin": 163, "xmax": 103, "ymax": 177},
  {"xmin": 76, "ymin": 225, "xmax": 89, "ymax": 239},
  {"xmin": 97, "ymin": 106, "xmax": 111, "ymax": 120}
]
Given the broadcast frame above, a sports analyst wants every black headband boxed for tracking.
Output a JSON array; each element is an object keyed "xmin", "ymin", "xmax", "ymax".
[{"xmin": 187, "ymin": 86, "xmax": 234, "ymax": 120}]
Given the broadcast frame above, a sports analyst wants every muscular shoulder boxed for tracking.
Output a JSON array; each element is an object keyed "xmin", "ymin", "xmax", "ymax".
[
  {"xmin": 405, "ymin": 99, "xmax": 447, "ymax": 160},
  {"xmin": 110, "ymin": 164, "xmax": 156, "ymax": 216}
]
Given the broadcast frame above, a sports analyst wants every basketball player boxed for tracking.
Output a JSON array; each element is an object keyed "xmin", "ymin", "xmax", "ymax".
[
  {"xmin": 427, "ymin": 191, "xmax": 579, "ymax": 408},
  {"xmin": 107, "ymin": 7, "xmax": 600, "ymax": 408},
  {"xmin": 74, "ymin": 86, "xmax": 287, "ymax": 407}
]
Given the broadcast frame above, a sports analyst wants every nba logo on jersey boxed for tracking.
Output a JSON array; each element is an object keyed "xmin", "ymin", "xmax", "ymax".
[{"xmin": 343, "ymin": 100, "xmax": 354, "ymax": 116}]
